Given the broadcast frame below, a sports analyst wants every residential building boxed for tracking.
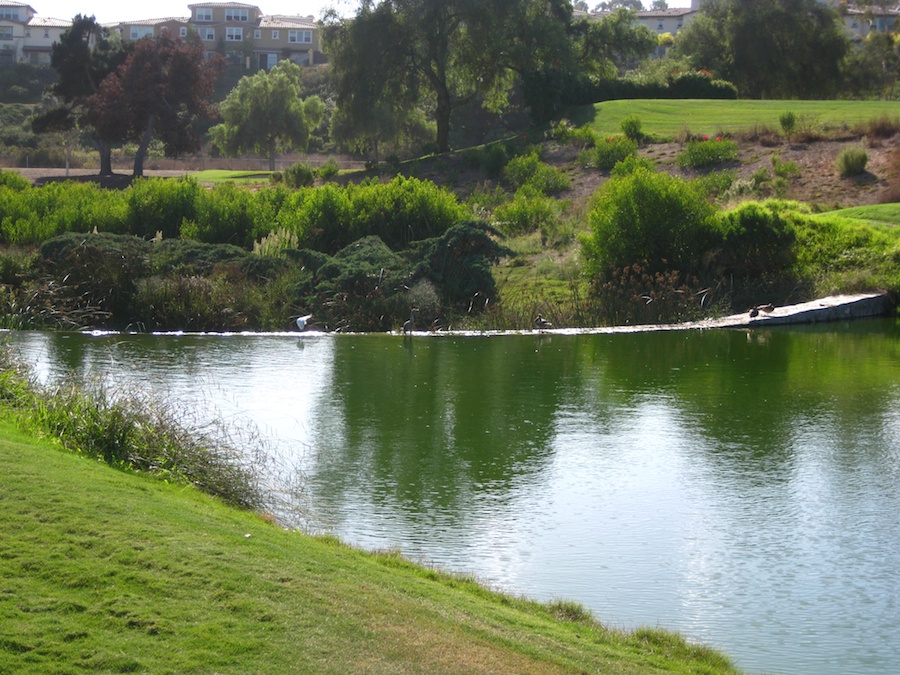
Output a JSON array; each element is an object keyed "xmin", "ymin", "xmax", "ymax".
[
  {"xmin": 116, "ymin": 3, "xmax": 323, "ymax": 70},
  {"xmin": 0, "ymin": 1, "xmax": 324, "ymax": 70}
]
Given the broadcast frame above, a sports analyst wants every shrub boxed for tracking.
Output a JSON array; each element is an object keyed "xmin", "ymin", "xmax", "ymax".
[
  {"xmin": 184, "ymin": 183, "xmax": 274, "ymax": 248},
  {"xmin": 580, "ymin": 136, "xmax": 638, "ymax": 172},
  {"xmin": 503, "ymin": 150, "xmax": 570, "ymax": 195},
  {"xmin": 284, "ymin": 160, "xmax": 316, "ymax": 188},
  {"xmin": 621, "ymin": 115, "xmax": 643, "ymax": 142},
  {"xmin": 0, "ymin": 169, "xmax": 29, "ymax": 190},
  {"xmin": 836, "ymin": 147, "xmax": 868, "ymax": 177},
  {"xmin": 493, "ymin": 187, "xmax": 562, "ymax": 236},
  {"xmin": 582, "ymin": 167, "xmax": 717, "ymax": 278},
  {"xmin": 676, "ymin": 137, "xmax": 739, "ymax": 169},
  {"xmin": 779, "ymin": 111, "xmax": 797, "ymax": 138},
  {"xmin": 714, "ymin": 201, "xmax": 797, "ymax": 278},
  {"xmin": 610, "ymin": 155, "xmax": 655, "ymax": 177},
  {"xmin": 126, "ymin": 177, "xmax": 202, "ymax": 239},
  {"xmin": 480, "ymin": 143, "xmax": 509, "ymax": 178},
  {"xmin": 317, "ymin": 157, "xmax": 340, "ymax": 181}
]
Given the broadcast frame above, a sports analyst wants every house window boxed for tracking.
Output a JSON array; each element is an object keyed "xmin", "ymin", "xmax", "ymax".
[
  {"xmin": 25, "ymin": 28, "xmax": 31, "ymax": 38},
  {"xmin": 225, "ymin": 9, "xmax": 249, "ymax": 22},
  {"xmin": 658, "ymin": 22, "xmax": 664, "ymax": 30},
  {"xmin": 0, "ymin": 26, "xmax": 12, "ymax": 41},
  {"xmin": 254, "ymin": 29, "xmax": 261, "ymax": 39},
  {"xmin": 272, "ymin": 30, "xmax": 279, "ymax": 40},
  {"xmin": 44, "ymin": 29, "xmax": 50, "ymax": 38},
  {"xmin": 180, "ymin": 27, "xmax": 187, "ymax": 37},
  {"xmin": 130, "ymin": 26, "xmax": 155, "ymax": 39},
  {"xmin": 288, "ymin": 30, "xmax": 311, "ymax": 44},
  {"xmin": 201, "ymin": 28, "xmax": 214, "ymax": 41},
  {"xmin": 196, "ymin": 8, "xmax": 212, "ymax": 22},
  {"xmin": 226, "ymin": 27, "xmax": 242, "ymax": 41},
  {"xmin": 0, "ymin": 8, "xmax": 20, "ymax": 20}
]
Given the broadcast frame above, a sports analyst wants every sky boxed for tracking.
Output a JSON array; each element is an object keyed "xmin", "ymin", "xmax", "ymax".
[{"xmin": 30, "ymin": 0, "xmax": 693, "ymax": 23}]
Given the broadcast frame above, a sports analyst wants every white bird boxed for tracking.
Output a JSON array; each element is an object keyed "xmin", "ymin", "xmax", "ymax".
[{"xmin": 296, "ymin": 314, "xmax": 312, "ymax": 330}]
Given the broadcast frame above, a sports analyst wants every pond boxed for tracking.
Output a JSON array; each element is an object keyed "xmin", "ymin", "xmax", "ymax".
[{"xmin": 6, "ymin": 320, "xmax": 900, "ymax": 675}]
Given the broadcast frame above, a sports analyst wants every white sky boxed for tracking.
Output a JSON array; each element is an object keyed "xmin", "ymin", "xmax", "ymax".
[{"xmin": 30, "ymin": 0, "xmax": 692, "ymax": 24}]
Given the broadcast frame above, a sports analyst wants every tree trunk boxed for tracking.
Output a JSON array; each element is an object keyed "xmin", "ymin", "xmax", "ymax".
[
  {"xmin": 269, "ymin": 138, "xmax": 276, "ymax": 172},
  {"xmin": 97, "ymin": 140, "xmax": 113, "ymax": 176},
  {"xmin": 434, "ymin": 85, "xmax": 451, "ymax": 154},
  {"xmin": 133, "ymin": 114, "xmax": 155, "ymax": 177}
]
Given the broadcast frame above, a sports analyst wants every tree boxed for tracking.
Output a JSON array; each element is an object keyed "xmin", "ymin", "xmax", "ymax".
[
  {"xmin": 325, "ymin": 0, "xmax": 572, "ymax": 154},
  {"xmin": 87, "ymin": 34, "xmax": 223, "ymax": 177},
  {"xmin": 673, "ymin": 0, "xmax": 849, "ymax": 99},
  {"xmin": 574, "ymin": 8, "xmax": 657, "ymax": 78},
  {"xmin": 32, "ymin": 15, "xmax": 126, "ymax": 175},
  {"xmin": 210, "ymin": 61, "xmax": 325, "ymax": 171}
]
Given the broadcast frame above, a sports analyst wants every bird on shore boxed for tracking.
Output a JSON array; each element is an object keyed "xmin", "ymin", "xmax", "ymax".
[
  {"xmin": 759, "ymin": 303, "xmax": 775, "ymax": 313},
  {"xmin": 403, "ymin": 308, "xmax": 418, "ymax": 334},
  {"xmin": 749, "ymin": 307, "xmax": 759, "ymax": 318},
  {"xmin": 533, "ymin": 314, "xmax": 553, "ymax": 330},
  {"xmin": 296, "ymin": 314, "xmax": 312, "ymax": 330}
]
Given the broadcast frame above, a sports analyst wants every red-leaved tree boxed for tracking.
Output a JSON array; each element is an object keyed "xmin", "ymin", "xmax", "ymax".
[{"xmin": 89, "ymin": 34, "xmax": 224, "ymax": 177}]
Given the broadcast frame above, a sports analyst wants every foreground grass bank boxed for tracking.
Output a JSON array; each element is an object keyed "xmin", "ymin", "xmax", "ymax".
[{"xmin": 0, "ymin": 415, "xmax": 739, "ymax": 673}]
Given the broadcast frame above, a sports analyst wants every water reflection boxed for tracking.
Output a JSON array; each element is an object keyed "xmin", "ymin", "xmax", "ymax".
[{"xmin": 5, "ymin": 319, "xmax": 900, "ymax": 675}]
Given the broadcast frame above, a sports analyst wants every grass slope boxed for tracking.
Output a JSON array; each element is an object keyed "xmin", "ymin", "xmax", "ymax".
[
  {"xmin": 574, "ymin": 99, "xmax": 900, "ymax": 138},
  {"xmin": 0, "ymin": 419, "xmax": 738, "ymax": 674}
]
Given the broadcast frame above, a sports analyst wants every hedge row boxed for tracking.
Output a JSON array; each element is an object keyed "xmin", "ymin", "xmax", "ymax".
[{"xmin": 0, "ymin": 172, "xmax": 466, "ymax": 254}]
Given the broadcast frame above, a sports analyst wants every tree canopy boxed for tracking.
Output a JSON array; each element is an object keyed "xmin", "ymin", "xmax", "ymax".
[
  {"xmin": 32, "ymin": 15, "xmax": 127, "ymax": 175},
  {"xmin": 210, "ymin": 61, "xmax": 325, "ymax": 171},
  {"xmin": 324, "ymin": 0, "xmax": 575, "ymax": 155},
  {"xmin": 87, "ymin": 34, "xmax": 224, "ymax": 177},
  {"xmin": 672, "ymin": 0, "xmax": 849, "ymax": 99}
]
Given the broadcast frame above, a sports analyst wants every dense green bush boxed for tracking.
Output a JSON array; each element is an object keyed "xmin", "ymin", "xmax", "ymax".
[
  {"xmin": 714, "ymin": 201, "xmax": 797, "ymax": 277},
  {"xmin": 582, "ymin": 167, "xmax": 716, "ymax": 278},
  {"xmin": 621, "ymin": 115, "xmax": 643, "ymax": 143},
  {"xmin": 493, "ymin": 188, "xmax": 562, "ymax": 236},
  {"xmin": 0, "ymin": 181, "xmax": 128, "ymax": 245},
  {"xmin": 345, "ymin": 176, "xmax": 466, "ymax": 252},
  {"xmin": 580, "ymin": 136, "xmax": 638, "ymax": 172},
  {"xmin": 836, "ymin": 147, "xmax": 868, "ymax": 177},
  {"xmin": 676, "ymin": 137, "xmax": 739, "ymax": 169},
  {"xmin": 184, "ymin": 183, "xmax": 275, "ymax": 248},
  {"xmin": 503, "ymin": 151, "xmax": 570, "ymax": 195},
  {"xmin": 126, "ymin": 178, "xmax": 203, "ymax": 239},
  {"xmin": 284, "ymin": 160, "xmax": 316, "ymax": 188},
  {"xmin": 0, "ymin": 169, "xmax": 30, "ymax": 190}
]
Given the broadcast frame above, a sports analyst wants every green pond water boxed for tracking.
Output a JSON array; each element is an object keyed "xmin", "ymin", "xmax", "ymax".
[{"xmin": 7, "ymin": 319, "xmax": 900, "ymax": 675}]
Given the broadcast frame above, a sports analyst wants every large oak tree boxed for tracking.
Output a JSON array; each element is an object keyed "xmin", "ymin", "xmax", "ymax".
[{"xmin": 324, "ymin": 0, "xmax": 574, "ymax": 155}]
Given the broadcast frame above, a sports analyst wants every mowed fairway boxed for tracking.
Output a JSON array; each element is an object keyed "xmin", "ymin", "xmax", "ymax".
[{"xmin": 576, "ymin": 99, "xmax": 900, "ymax": 138}]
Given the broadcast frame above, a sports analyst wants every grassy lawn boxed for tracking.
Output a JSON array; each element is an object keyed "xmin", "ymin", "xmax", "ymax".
[
  {"xmin": 825, "ymin": 203, "xmax": 900, "ymax": 227},
  {"xmin": 0, "ymin": 418, "xmax": 738, "ymax": 674},
  {"xmin": 191, "ymin": 169, "xmax": 273, "ymax": 184},
  {"xmin": 572, "ymin": 99, "xmax": 900, "ymax": 139}
]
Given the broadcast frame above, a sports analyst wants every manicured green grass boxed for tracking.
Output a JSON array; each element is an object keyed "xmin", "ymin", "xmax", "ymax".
[
  {"xmin": 191, "ymin": 169, "xmax": 273, "ymax": 184},
  {"xmin": 574, "ymin": 99, "xmax": 900, "ymax": 139},
  {"xmin": 0, "ymin": 417, "xmax": 739, "ymax": 674},
  {"xmin": 826, "ymin": 203, "xmax": 900, "ymax": 227}
]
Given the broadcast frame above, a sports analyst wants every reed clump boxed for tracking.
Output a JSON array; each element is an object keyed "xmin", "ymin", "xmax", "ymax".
[{"xmin": 0, "ymin": 345, "xmax": 267, "ymax": 510}]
